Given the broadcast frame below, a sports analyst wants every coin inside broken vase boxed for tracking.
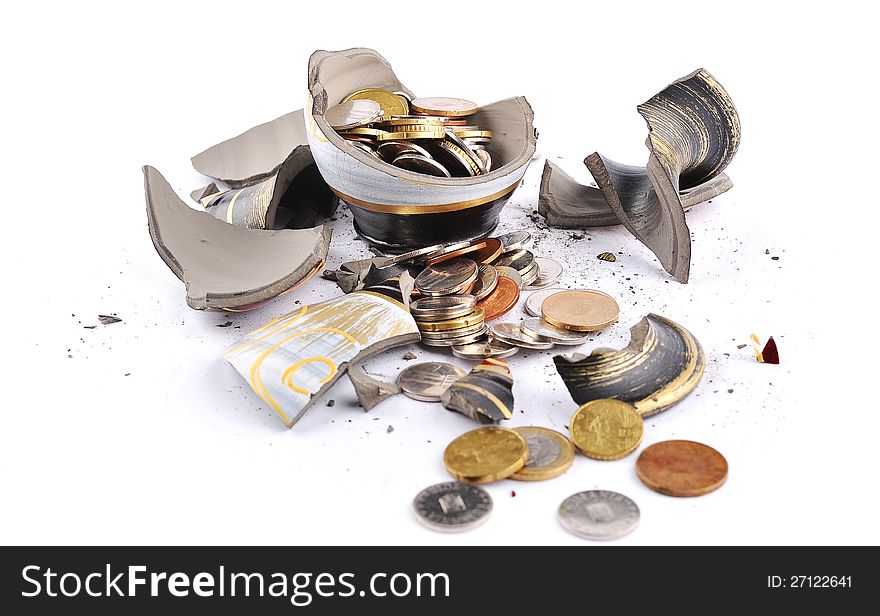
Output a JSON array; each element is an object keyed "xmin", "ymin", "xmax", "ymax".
[
  {"xmin": 143, "ymin": 166, "xmax": 330, "ymax": 311},
  {"xmin": 539, "ymin": 68, "xmax": 740, "ymax": 282},
  {"xmin": 553, "ymin": 313, "xmax": 705, "ymax": 417},
  {"xmin": 307, "ymin": 47, "xmax": 537, "ymax": 251}
]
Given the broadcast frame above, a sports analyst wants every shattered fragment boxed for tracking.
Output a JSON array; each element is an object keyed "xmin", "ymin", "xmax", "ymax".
[
  {"xmin": 143, "ymin": 166, "xmax": 330, "ymax": 310},
  {"xmin": 403, "ymin": 352, "xmax": 417, "ymax": 361},
  {"xmin": 751, "ymin": 334, "xmax": 780, "ymax": 364},
  {"xmin": 596, "ymin": 252, "xmax": 616, "ymax": 262},
  {"xmin": 348, "ymin": 364, "xmax": 401, "ymax": 411},
  {"xmin": 192, "ymin": 109, "xmax": 312, "ymax": 188},
  {"xmin": 98, "ymin": 315, "xmax": 122, "ymax": 325},
  {"xmin": 538, "ymin": 69, "xmax": 740, "ymax": 282},
  {"xmin": 223, "ymin": 288, "xmax": 419, "ymax": 427},
  {"xmin": 440, "ymin": 359, "xmax": 515, "ymax": 424},
  {"xmin": 553, "ymin": 314, "xmax": 705, "ymax": 417}
]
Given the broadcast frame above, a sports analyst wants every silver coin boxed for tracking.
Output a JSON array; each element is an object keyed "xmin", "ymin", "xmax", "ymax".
[
  {"xmin": 397, "ymin": 362, "xmax": 467, "ymax": 402},
  {"xmin": 475, "ymin": 148, "xmax": 492, "ymax": 172},
  {"xmin": 489, "ymin": 322, "xmax": 555, "ymax": 350},
  {"xmin": 415, "ymin": 258, "xmax": 478, "ymax": 296},
  {"xmin": 521, "ymin": 317, "xmax": 588, "ymax": 345},
  {"xmin": 524, "ymin": 257, "xmax": 563, "ymax": 290},
  {"xmin": 494, "ymin": 265, "xmax": 523, "ymax": 289},
  {"xmin": 524, "ymin": 287, "xmax": 568, "ymax": 317},
  {"xmin": 422, "ymin": 240, "xmax": 478, "ymax": 263},
  {"xmin": 377, "ymin": 140, "xmax": 431, "ymax": 162},
  {"xmin": 420, "ymin": 321, "xmax": 487, "ymax": 340},
  {"xmin": 377, "ymin": 243, "xmax": 447, "ymax": 269},
  {"xmin": 325, "ymin": 99, "xmax": 383, "ymax": 130},
  {"xmin": 463, "ymin": 137, "xmax": 491, "ymax": 146},
  {"xmin": 495, "ymin": 231, "xmax": 531, "ymax": 253},
  {"xmin": 558, "ymin": 490, "xmax": 640, "ymax": 540},
  {"xmin": 420, "ymin": 327, "xmax": 488, "ymax": 347},
  {"xmin": 520, "ymin": 261, "xmax": 540, "ymax": 286},
  {"xmin": 392, "ymin": 153, "xmax": 452, "ymax": 178},
  {"xmin": 469, "ymin": 264, "xmax": 498, "ymax": 301},
  {"xmin": 411, "ymin": 295, "xmax": 477, "ymax": 321},
  {"xmin": 413, "ymin": 482, "xmax": 492, "ymax": 532},
  {"xmin": 494, "ymin": 249, "xmax": 535, "ymax": 274},
  {"xmin": 452, "ymin": 340, "xmax": 519, "ymax": 360}
]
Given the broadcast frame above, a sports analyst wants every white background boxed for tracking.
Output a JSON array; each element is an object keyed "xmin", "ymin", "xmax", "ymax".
[{"xmin": 2, "ymin": 1, "xmax": 878, "ymax": 545}]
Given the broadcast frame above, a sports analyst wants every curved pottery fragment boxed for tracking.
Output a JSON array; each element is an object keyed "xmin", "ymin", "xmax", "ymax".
[
  {"xmin": 307, "ymin": 48, "xmax": 537, "ymax": 251},
  {"xmin": 538, "ymin": 160, "xmax": 731, "ymax": 228},
  {"xmin": 192, "ymin": 109, "xmax": 311, "ymax": 188},
  {"xmin": 539, "ymin": 69, "xmax": 740, "ymax": 282},
  {"xmin": 440, "ymin": 359, "xmax": 514, "ymax": 424},
  {"xmin": 143, "ymin": 166, "xmax": 330, "ymax": 310},
  {"xmin": 223, "ymin": 290, "xmax": 420, "ymax": 427},
  {"xmin": 553, "ymin": 314, "xmax": 705, "ymax": 418}
]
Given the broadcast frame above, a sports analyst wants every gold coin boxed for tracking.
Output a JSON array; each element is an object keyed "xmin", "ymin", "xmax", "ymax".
[
  {"xmin": 342, "ymin": 88, "xmax": 409, "ymax": 119},
  {"xmin": 570, "ymin": 399, "xmax": 643, "ymax": 460},
  {"xmin": 338, "ymin": 127, "xmax": 389, "ymax": 138},
  {"xmin": 541, "ymin": 289, "xmax": 620, "ymax": 332},
  {"xmin": 511, "ymin": 427, "xmax": 575, "ymax": 481},
  {"xmin": 416, "ymin": 308, "xmax": 485, "ymax": 332},
  {"xmin": 451, "ymin": 129, "xmax": 493, "ymax": 139},
  {"xmin": 376, "ymin": 130, "xmax": 446, "ymax": 141},
  {"xmin": 444, "ymin": 426, "xmax": 528, "ymax": 483},
  {"xmin": 381, "ymin": 122, "xmax": 446, "ymax": 133}
]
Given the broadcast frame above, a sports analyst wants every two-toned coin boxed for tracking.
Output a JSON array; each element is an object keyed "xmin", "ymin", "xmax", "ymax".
[{"xmin": 511, "ymin": 427, "xmax": 575, "ymax": 481}]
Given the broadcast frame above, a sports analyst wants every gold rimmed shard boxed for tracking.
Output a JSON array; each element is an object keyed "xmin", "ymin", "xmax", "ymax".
[{"xmin": 553, "ymin": 314, "xmax": 705, "ymax": 417}]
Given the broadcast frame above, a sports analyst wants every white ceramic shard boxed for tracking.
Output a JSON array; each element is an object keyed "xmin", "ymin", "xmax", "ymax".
[
  {"xmin": 143, "ymin": 165, "xmax": 330, "ymax": 310},
  {"xmin": 192, "ymin": 109, "xmax": 311, "ymax": 188},
  {"xmin": 223, "ymin": 291, "xmax": 420, "ymax": 427}
]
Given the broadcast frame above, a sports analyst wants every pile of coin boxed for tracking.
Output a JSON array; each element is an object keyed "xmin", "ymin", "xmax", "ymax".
[
  {"xmin": 324, "ymin": 89, "xmax": 493, "ymax": 178},
  {"xmin": 372, "ymin": 230, "xmax": 567, "ymax": 357}
]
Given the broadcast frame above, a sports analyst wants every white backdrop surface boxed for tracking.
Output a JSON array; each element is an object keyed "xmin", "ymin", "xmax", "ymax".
[{"xmin": 2, "ymin": 1, "xmax": 877, "ymax": 545}]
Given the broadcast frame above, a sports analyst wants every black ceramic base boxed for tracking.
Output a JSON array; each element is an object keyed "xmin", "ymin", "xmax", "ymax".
[{"xmin": 345, "ymin": 194, "xmax": 511, "ymax": 253}]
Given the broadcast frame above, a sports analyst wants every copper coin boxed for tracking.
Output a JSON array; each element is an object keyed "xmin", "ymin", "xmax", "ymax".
[
  {"xmin": 540, "ymin": 289, "xmax": 619, "ymax": 332},
  {"xmin": 467, "ymin": 238, "xmax": 503, "ymax": 264},
  {"xmin": 411, "ymin": 96, "xmax": 479, "ymax": 117},
  {"xmin": 636, "ymin": 440, "xmax": 728, "ymax": 497},
  {"xmin": 476, "ymin": 276, "xmax": 520, "ymax": 321},
  {"xmin": 426, "ymin": 240, "xmax": 489, "ymax": 265}
]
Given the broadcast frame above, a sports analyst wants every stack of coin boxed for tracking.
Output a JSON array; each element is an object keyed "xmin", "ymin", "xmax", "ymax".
[{"xmin": 325, "ymin": 89, "xmax": 493, "ymax": 178}]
